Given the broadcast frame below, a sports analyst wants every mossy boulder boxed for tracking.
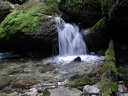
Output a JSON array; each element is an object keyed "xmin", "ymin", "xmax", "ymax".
[
  {"xmin": 100, "ymin": 39, "xmax": 118, "ymax": 96},
  {"xmin": 58, "ymin": 0, "xmax": 103, "ymax": 26},
  {"xmin": 0, "ymin": 0, "xmax": 62, "ymax": 56},
  {"xmin": 68, "ymin": 73, "xmax": 94, "ymax": 88},
  {"xmin": 82, "ymin": 17, "xmax": 111, "ymax": 53}
]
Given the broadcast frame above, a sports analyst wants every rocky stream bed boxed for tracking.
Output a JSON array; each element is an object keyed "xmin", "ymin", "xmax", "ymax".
[{"xmin": 0, "ymin": 52, "xmax": 105, "ymax": 96}]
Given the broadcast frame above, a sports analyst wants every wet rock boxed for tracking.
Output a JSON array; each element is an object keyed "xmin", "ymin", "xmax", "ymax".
[
  {"xmin": 26, "ymin": 88, "xmax": 38, "ymax": 96},
  {"xmin": 0, "ymin": 75, "xmax": 11, "ymax": 90},
  {"xmin": 48, "ymin": 86, "xmax": 83, "ymax": 96},
  {"xmin": 12, "ymin": 76, "xmax": 39, "ymax": 89},
  {"xmin": 39, "ymin": 66, "xmax": 55, "ymax": 73},
  {"xmin": 57, "ymin": 79, "xmax": 69, "ymax": 86},
  {"xmin": 41, "ymin": 82, "xmax": 57, "ymax": 89},
  {"xmin": 73, "ymin": 56, "xmax": 81, "ymax": 62},
  {"xmin": 118, "ymin": 93, "xmax": 128, "ymax": 96},
  {"xmin": 6, "ymin": 91, "xmax": 19, "ymax": 96},
  {"xmin": 83, "ymin": 84, "xmax": 100, "ymax": 94}
]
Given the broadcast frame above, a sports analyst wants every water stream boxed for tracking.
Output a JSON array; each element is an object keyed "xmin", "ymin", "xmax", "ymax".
[
  {"xmin": 53, "ymin": 17, "xmax": 105, "ymax": 65},
  {"xmin": 0, "ymin": 17, "xmax": 105, "ymax": 95},
  {"xmin": 55, "ymin": 17, "xmax": 88, "ymax": 56}
]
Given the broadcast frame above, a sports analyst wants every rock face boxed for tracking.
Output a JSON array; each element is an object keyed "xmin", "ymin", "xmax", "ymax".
[{"xmin": 0, "ymin": 0, "xmax": 62, "ymax": 57}]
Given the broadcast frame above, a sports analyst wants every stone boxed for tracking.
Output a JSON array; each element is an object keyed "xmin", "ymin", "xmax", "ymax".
[{"xmin": 12, "ymin": 76, "xmax": 39, "ymax": 88}]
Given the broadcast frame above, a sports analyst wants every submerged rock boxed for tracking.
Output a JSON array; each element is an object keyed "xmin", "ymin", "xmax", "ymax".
[
  {"xmin": 12, "ymin": 76, "xmax": 39, "ymax": 88},
  {"xmin": 0, "ymin": 75, "xmax": 11, "ymax": 90}
]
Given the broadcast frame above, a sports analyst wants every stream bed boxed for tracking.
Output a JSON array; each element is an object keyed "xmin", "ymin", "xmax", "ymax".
[{"xmin": 0, "ymin": 53, "xmax": 104, "ymax": 96}]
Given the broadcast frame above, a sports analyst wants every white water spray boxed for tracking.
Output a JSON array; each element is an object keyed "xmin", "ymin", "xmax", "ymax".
[{"xmin": 55, "ymin": 17, "xmax": 88, "ymax": 56}]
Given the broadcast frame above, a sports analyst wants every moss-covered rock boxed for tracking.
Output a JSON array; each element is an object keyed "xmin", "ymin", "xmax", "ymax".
[
  {"xmin": 99, "ymin": 39, "xmax": 118, "ymax": 96},
  {"xmin": 58, "ymin": 0, "xmax": 103, "ymax": 26},
  {"xmin": 0, "ymin": 0, "xmax": 62, "ymax": 56},
  {"xmin": 43, "ymin": 89, "xmax": 50, "ymax": 96},
  {"xmin": 67, "ymin": 73, "xmax": 94, "ymax": 88},
  {"xmin": 83, "ymin": 17, "xmax": 111, "ymax": 53}
]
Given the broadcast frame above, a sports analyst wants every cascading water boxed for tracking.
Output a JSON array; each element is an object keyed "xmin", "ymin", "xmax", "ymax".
[
  {"xmin": 55, "ymin": 17, "xmax": 88, "ymax": 56},
  {"xmin": 50, "ymin": 17, "xmax": 104, "ymax": 65}
]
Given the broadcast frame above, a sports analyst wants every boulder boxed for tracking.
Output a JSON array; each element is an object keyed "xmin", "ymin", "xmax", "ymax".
[
  {"xmin": 58, "ymin": 0, "xmax": 103, "ymax": 26},
  {"xmin": 0, "ymin": 0, "xmax": 62, "ymax": 57}
]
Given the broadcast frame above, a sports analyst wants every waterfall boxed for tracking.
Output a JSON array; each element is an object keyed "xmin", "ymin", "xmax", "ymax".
[{"xmin": 55, "ymin": 17, "xmax": 88, "ymax": 56}]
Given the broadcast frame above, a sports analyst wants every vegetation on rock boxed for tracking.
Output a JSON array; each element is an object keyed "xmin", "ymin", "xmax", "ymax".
[
  {"xmin": 0, "ymin": 0, "xmax": 61, "ymax": 38},
  {"xmin": 100, "ymin": 39, "xmax": 118, "ymax": 96}
]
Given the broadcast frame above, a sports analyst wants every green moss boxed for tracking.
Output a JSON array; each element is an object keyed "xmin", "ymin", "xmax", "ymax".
[
  {"xmin": 68, "ymin": 73, "xmax": 93, "ymax": 87},
  {"xmin": 103, "ymin": 62, "xmax": 117, "ymax": 74},
  {"xmin": 90, "ymin": 17, "xmax": 106, "ymax": 32},
  {"xmin": 99, "ymin": 39, "xmax": 118, "ymax": 96},
  {"xmin": 0, "ymin": 0, "xmax": 61, "ymax": 38},
  {"xmin": 70, "ymin": 74, "xmax": 80, "ymax": 81},
  {"xmin": 104, "ymin": 39, "xmax": 115, "ymax": 61},
  {"xmin": 118, "ymin": 66, "xmax": 128, "ymax": 75},
  {"xmin": 100, "ymin": 75, "xmax": 117, "ymax": 96},
  {"xmin": 43, "ymin": 89, "xmax": 50, "ymax": 96}
]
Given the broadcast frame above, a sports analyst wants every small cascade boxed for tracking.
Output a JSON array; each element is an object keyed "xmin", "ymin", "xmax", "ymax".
[{"xmin": 55, "ymin": 17, "xmax": 88, "ymax": 56}]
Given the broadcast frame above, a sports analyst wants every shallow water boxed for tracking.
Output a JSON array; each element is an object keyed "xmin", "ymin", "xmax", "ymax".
[{"xmin": 0, "ymin": 53, "xmax": 104, "ymax": 95}]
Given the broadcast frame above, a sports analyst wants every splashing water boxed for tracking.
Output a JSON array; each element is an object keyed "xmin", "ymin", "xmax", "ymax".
[{"xmin": 55, "ymin": 17, "xmax": 88, "ymax": 56}]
